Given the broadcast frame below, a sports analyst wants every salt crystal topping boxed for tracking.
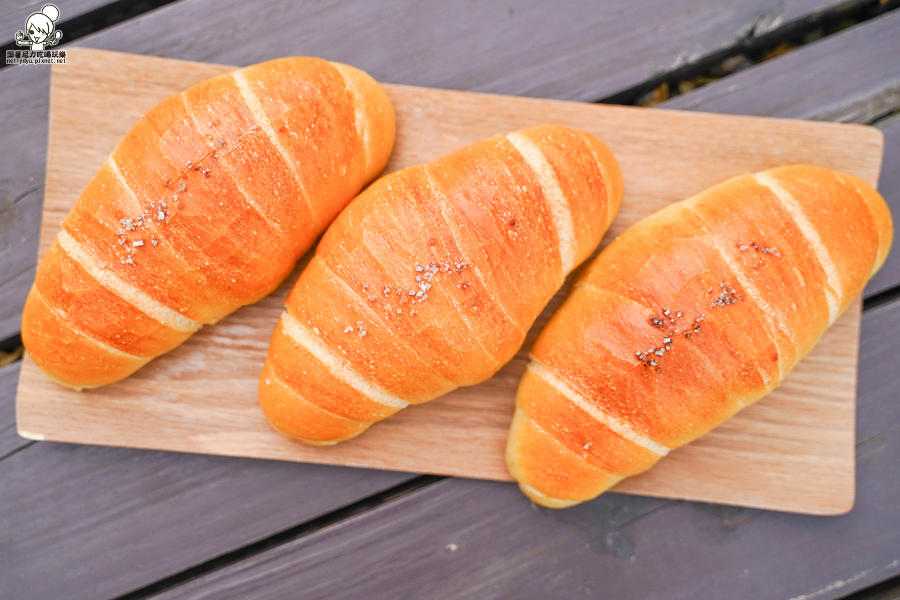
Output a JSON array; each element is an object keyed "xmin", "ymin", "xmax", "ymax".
[
  {"xmin": 710, "ymin": 282, "xmax": 742, "ymax": 307},
  {"xmin": 738, "ymin": 240, "xmax": 780, "ymax": 257}
]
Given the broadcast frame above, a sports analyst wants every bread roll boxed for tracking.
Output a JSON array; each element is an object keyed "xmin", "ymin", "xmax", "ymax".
[
  {"xmin": 22, "ymin": 57, "xmax": 395, "ymax": 389},
  {"xmin": 507, "ymin": 165, "xmax": 893, "ymax": 508},
  {"xmin": 260, "ymin": 124, "xmax": 623, "ymax": 444}
]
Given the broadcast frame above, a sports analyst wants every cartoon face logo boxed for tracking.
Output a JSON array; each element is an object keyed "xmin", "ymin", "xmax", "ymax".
[{"xmin": 15, "ymin": 4, "xmax": 63, "ymax": 52}]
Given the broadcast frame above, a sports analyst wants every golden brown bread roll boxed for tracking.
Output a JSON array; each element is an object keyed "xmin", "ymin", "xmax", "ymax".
[
  {"xmin": 259, "ymin": 124, "xmax": 624, "ymax": 444},
  {"xmin": 506, "ymin": 165, "xmax": 893, "ymax": 508},
  {"xmin": 22, "ymin": 57, "xmax": 395, "ymax": 389}
]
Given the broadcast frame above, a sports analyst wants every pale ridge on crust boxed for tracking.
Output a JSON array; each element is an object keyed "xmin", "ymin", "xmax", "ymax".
[
  {"xmin": 528, "ymin": 361, "xmax": 671, "ymax": 456},
  {"xmin": 57, "ymin": 230, "xmax": 201, "ymax": 333},
  {"xmin": 179, "ymin": 93, "xmax": 283, "ymax": 233},
  {"xmin": 442, "ymin": 280, "xmax": 501, "ymax": 367},
  {"xmin": 572, "ymin": 131, "xmax": 617, "ymax": 227},
  {"xmin": 433, "ymin": 185, "xmax": 522, "ymax": 332},
  {"xmin": 107, "ymin": 155, "xmax": 142, "ymax": 207},
  {"xmin": 231, "ymin": 71, "xmax": 318, "ymax": 224},
  {"xmin": 268, "ymin": 366, "xmax": 364, "ymax": 427},
  {"xmin": 33, "ymin": 287, "xmax": 146, "ymax": 360},
  {"xmin": 330, "ymin": 62, "xmax": 372, "ymax": 176},
  {"xmin": 516, "ymin": 414, "xmax": 625, "ymax": 508},
  {"xmin": 506, "ymin": 132, "xmax": 577, "ymax": 274},
  {"xmin": 318, "ymin": 258, "xmax": 458, "ymax": 390},
  {"xmin": 280, "ymin": 311, "xmax": 409, "ymax": 408},
  {"xmin": 832, "ymin": 172, "xmax": 891, "ymax": 277},
  {"xmin": 754, "ymin": 172, "xmax": 842, "ymax": 324},
  {"xmin": 707, "ymin": 232, "xmax": 790, "ymax": 380}
]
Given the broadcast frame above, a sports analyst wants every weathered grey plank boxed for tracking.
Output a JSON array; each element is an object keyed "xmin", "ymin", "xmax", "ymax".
[
  {"xmin": 664, "ymin": 9, "xmax": 900, "ymax": 123},
  {"xmin": 664, "ymin": 10, "xmax": 900, "ymax": 297},
  {"xmin": 0, "ymin": 442, "xmax": 414, "ymax": 600},
  {"xmin": 866, "ymin": 115, "xmax": 900, "ymax": 298},
  {"xmin": 0, "ymin": 65, "xmax": 48, "ymax": 342},
  {"xmin": 844, "ymin": 576, "xmax": 900, "ymax": 600},
  {"xmin": 79, "ymin": 0, "xmax": 849, "ymax": 101},
  {"xmin": 149, "ymin": 299, "xmax": 900, "ymax": 600},
  {"xmin": 0, "ymin": 0, "xmax": 112, "ymax": 48},
  {"xmin": 0, "ymin": 361, "xmax": 28, "ymax": 458}
]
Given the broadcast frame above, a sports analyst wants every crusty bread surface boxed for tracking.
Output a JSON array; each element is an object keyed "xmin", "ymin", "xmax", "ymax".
[{"xmin": 507, "ymin": 165, "xmax": 893, "ymax": 508}]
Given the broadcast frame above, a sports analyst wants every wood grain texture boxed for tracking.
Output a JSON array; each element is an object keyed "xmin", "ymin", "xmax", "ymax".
[
  {"xmin": 663, "ymin": 9, "xmax": 900, "ymax": 296},
  {"xmin": 149, "ymin": 299, "xmax": 900, "ymax": 600},
  {"xmin": 16, "ymin": 48, "xmax": 884, "ymax": 514}
]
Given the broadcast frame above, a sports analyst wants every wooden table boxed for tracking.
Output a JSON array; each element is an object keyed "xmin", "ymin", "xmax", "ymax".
[{"xmin": 1, "ymin": 1, "xmax": 899, "ymax": 598}]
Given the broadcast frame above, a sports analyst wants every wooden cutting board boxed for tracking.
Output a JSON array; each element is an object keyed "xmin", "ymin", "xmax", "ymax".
[{"xmin": 17, "ymin": 48, "xmax": 882, "ymax": 515}]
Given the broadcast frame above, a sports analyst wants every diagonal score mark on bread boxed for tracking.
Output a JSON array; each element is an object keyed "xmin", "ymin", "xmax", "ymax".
[
  {"xmin": 57, "ymin": 230, "xmax": 201, "ymax": 332},
  {"xmin": 107, "ymin": 155, "xmax": 142, "ymax": 209},
  {"xmin": 755, "ymin": 172, "xmax": 842, "ymax": 324},
  {"xmin": 231, "ymin": 71, "xmax": 319, "ymax": 226},
  {"xmin": 178, "ymin": 92, "xmax": 283, "ymax": 234},
  {"xmin": 435, "ymin": 199, "xmax": 524, "ymax": 334},
  {"xmin": 506, "ymin": 132, "xmax": 577, "ymax": 275},
  {"xmin": 32, "ymin": 287, "xmax": 149, "ymax": 361},
  {"xmin": 528, "ymin": 360, "xmax": 671, "ymax": 456},
  {"xmin": 422, "ymin": 164, "xmax": 525, "ymax": 349},
  {"xmin": 280, "ymin": 311, "xmax": 409, "ymax": 408},
  {"xmin": 317, "ymin": 258, "xmax": 459, "ymax": 391},
  {"xmin": 683, "ymin": 202, "xmax": 792, "ymax": 381},
  {"xmin": 706, "ymin": 238, "xmax": 787, "ymax": 385},
  {"xmin": 330, "ymin": 62, "xmax": 373, "ymax": 178}
]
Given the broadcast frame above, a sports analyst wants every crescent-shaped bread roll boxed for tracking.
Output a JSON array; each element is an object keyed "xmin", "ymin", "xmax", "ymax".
[
  {"xmin": 260, "ymin": 124, "xmax": 624, "ymax": 444},
  {"xmin": 506, "ymin": 165, "xmax": 893, "ymax": 508},
  {"xmin": 22, "ymin": 57, "xmax": 395, "ymax": 389}
]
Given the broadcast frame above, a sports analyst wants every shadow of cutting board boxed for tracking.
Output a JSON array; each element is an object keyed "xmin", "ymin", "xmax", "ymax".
[{"xmin": 17, "ymin": 48, "xmax": 883, "ymax": 515}]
